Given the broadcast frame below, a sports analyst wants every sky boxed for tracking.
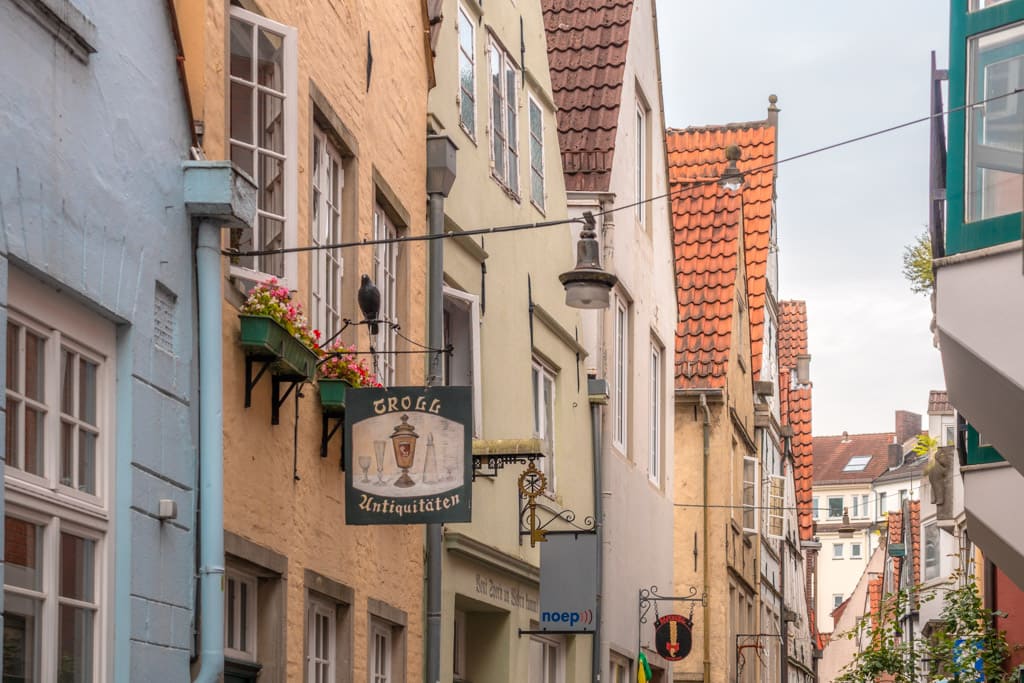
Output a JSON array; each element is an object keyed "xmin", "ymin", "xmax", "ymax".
[{"xmin": 657, "ymin": 2, "xmax": 950, "ymax": 437}]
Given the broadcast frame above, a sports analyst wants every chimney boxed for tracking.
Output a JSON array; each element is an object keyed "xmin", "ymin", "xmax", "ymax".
[
  {"xmin": 895, "ymin": 410, "xmax": 922, "ymax": 445},
  {"xmin": 796, "ymin": 354, "xmax": 811, "ymax": 385},
  {"xmin": 888, "ymin": 443, "xmax": 903, "ymax": 470},
  {"xmin": 841, "ymin": 430, "xmax": 849, "ymax": 442}
]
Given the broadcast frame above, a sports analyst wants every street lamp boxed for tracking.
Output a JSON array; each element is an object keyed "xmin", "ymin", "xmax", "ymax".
[{"xmin": 559, "ymin": 211, "xmax": 618, "ymax": 309}]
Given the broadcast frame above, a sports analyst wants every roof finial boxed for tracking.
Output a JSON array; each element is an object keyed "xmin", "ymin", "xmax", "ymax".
[{"xmin": 767, "ymin": 94, "xmax": 780, "ymax": 127}]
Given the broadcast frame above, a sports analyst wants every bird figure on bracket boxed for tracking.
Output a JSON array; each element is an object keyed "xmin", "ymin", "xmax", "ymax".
[{"xmin": 358, "ymin": 274, "xmax": 382, "ymax": 336}]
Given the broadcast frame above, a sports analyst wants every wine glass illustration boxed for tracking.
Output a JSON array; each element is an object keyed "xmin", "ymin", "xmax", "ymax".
[
  {"xmin": 374, "ymin": 440, "xmax": 387, "ymax": 484},
  {"xmin": 358, "ymin": 454, "xmax": 372, "ymax": 483}
]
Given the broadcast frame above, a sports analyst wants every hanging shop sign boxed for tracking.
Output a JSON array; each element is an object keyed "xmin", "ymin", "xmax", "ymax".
[
  {"xmin": 344, "ymin": 386, "xmax": 472, "ymax": 525},
  {"xmin": 538, "ymin": 534, "xmax": 597, "ymax": 633},
  {"xmin": 654, "ymin": 614, "xmax": 693, "ymax": 661}
]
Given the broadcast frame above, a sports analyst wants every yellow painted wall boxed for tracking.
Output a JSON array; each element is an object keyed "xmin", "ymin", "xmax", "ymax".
[
  {"xmin": 188, "ymin": 0, "xmax": 431, "ymax": 680},
  {"xmin": 672, "ymin": 253, "xmax": 759, "ymax": 683}
]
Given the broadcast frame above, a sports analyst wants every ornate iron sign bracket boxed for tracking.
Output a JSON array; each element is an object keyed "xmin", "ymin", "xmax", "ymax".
[
  {"xmin": 516, "ymin": 461, "xmax": 595, "ymax": 547},
  {"xmin": 637, "ymin": 585, "xmax": 706, "ymax": 658},
  {"xmin": 472, "ymin": 452, "xmax": 545, "ymax": 480}
]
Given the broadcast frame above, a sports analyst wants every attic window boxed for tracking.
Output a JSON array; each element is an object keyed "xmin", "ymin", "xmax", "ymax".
[{"xmin": 842, "ymin": 455, "xmax": 872, "ymax": 472}]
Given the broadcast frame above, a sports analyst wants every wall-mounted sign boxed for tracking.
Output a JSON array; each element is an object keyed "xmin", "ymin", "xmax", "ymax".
[
  {"xmin": 344, "ymin": 386, "xmax": 472, "ymax": 525},
  {"xmin": 654, "ymin": 614, "xmax": 692, "ymax": 661},
  {"xmin": 539, "ymin": 534, "xmax": 597, "ymax": 633}
]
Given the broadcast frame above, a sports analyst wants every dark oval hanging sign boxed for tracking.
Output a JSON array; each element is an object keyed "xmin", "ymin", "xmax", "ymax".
[{"xmin": 654, "ymin": 614, "xmax": 693, "ymax": 661}]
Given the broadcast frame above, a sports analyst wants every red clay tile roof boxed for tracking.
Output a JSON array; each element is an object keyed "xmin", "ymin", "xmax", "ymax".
[
  {"xmin": 812, "ymin": 432, "xmax": 895, "ymax": 485},
  {"xmin": 910, "ymin": 500, "xmax": 921, "ymax": 584},
  {"xmin": 928, "ymin": 390, "xmax": 953, "ymax": 415},
  {"xmin": 888, "ymin": 511, "xmax": 904, "ymax": 582},
  {"xmin": 779, "ymin": 300, "xmax": 814, "ymax": 540},
  {"xmin": 666, "ymin": 116, "xmax": 777, "ymax": 383},
  {"xmin": 669, "ymin": 183, "xmax": 744, "ymax": 389},
  {"xmin": 868, "ymin": 575, "xmax": 883, "ymax": 627},
  {"xmin": 543, "ymin": 0, "xmax": 633, "ymax": 192}
]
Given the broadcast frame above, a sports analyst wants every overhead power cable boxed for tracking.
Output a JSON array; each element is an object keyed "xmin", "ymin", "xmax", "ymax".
[{"xmin": 223, "ymin": 86, "xmax": 1024, "ymax": 260}]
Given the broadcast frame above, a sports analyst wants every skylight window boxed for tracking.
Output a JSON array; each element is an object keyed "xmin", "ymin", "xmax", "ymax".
[{"xmin": 843, "ymin": 455, "xmax": 872, "ymax": 472}]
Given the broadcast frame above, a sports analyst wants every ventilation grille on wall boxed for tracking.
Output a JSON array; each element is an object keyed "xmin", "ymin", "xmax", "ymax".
[{"xmin": 154, "ymin": 283, "xmax": 177, "ymax": 355}]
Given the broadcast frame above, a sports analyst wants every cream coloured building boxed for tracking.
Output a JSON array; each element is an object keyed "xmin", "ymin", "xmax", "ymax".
[{"xmin": 428, "ymin": 0, "xmax": 596, "ymax": 680}]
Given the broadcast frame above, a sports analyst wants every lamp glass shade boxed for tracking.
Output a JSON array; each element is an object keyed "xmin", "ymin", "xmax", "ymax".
[{"xmin": 564, "ymin": 281, "xmax": 611, "ymax": 309}]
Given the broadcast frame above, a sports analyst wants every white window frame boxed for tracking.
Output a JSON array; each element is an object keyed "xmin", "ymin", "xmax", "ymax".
[
  {"xmin": 488, "ymin": 37, "xmax": 519, "ymax": 194},
  {"xmin": 374, "ymin": 205, "xmax": 399, "ymax": 387},
  {"xmin": 310, "ymin": 126, "xmax": 345, "ymax": 339},
  {"xmin": 532, "ymin": 359, "xmax": 557, "ymax": 490},
  {"xmin": 225, "ymin": 569, "xmax": 258, "ymax": 663},
  {"xmin": 370, "ymin": 621, "xmax": 392, "ymax": 683},
  {"xmin": 828, "ymin": 496, "xmax": 843, "ymax": 519},
  {"xmin": 766, "ymin": 475, "xmax": 784, "ymax": 539},
  {"xmin": 4, "ymin": 269, "xmax": 115, "ymax": 683},
  {"xmin": 877, "ymin": 491, "xmax": 887, "ymax": 517},
  {"xmin": 833, "ymin": 593, "xmax": 844, "ymax": 610},
  {"xmin": 648, "ymin": 343, "xmax": 662, "ymax": 485},
  {"xmin": 742, "ymin": 455, "xmax": 758, "ymax": 534},
  {"xmin": 443, "ymin": 288, "xmax": 483, "ymax": 437},
  {"xmin": 861, "ymin": 494, "xmax": 869, "ymax": 518},
  {"xmin": 636, "ymin": 101, "xmax": 646, "ymax": 224},
  {"xmin": 833, "ymin": 543, "xmax": 844, "ymax": 559},
  {"xmin": 924, "ymin": 523, "xmax": 940, "ymax": 581},
  {"xmin": 457, "ymin": 5, "xmax": 476, "ymax": 137},
  {"xmin": 528, "ymin": 95, "xmax": 545, "ymax": 210},
  {"xmin": 851, "ymin": 542, "xmax": 863, "ymax": 560},
  {"xmin": 227, "ymin": 7, "xmax": 299, "ymax": 286},
  {"xmin": 529, "ymin": 634, "xmax": 564, "ymax": 683},
  {"xmin": 307, "ymin": 596, "xmax": 337, "ymax": 683},
  {"xmin": 613, "ymin": 298, "xmax": 629, "ymax": 452},
  {"xmin": 852, "ymin": 494, "xmax": 859, "ymax": 518},
  {"xmin": 812, "ymin": 496, "xmax": 820, "ymax": 520},
  {"xmin": 453, "ymin": 610, "xmax": 467, "ymax": 682}
]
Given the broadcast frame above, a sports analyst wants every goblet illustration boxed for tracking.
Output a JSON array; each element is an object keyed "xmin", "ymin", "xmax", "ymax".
[
  {"xmin": 358, "ymin": 455, "xmax": 372, "ymax": 483},
  {"xmin": 390, "ymin": 414, "xmax": 419, "ymax": 488},
  {"xmin": 373, "ymin": 440, "xmax": 387, "ymax": 484}
]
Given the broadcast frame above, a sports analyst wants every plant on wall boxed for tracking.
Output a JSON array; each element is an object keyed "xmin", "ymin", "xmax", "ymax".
[
  {"xmin": 240, "ymin": 277, "xmax": 322, "ymax": 351},
  {"xmin": 836, "ymin": 572, "xmax": 1014, "ymax": 683},
  {"xmin": 902, "ymin": 230, "xmax": 935, "ymax": 297},
  {"xmin": 319, "ymin": 341, "xmax": 381, "ymax": 387}
]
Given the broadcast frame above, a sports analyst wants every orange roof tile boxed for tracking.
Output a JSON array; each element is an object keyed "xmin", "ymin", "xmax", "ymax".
[
  {"xmin": 868, "ymin": 575, "xmax": 884, "ymax": 626},
  {"xmin": 888, "ymin": 511, "xmax": 904, "ymax": 581},
  {"xmin": 779, "ymin": 300, "xmax": 814, "ymax": 540},
  {"xmin": 666, "ymin": 113, "xmax": 778, "ymax": 385},
  {"xmin": 910, "ymin": 500, "xmax": 921, "ymax": 584},
  {"xmin": 543, "ymin": 0, "xmax": 633, "ymax": 192},
  {"xmin": 928, "ymin": 390, "xmax": 953, "ymax": 415}
]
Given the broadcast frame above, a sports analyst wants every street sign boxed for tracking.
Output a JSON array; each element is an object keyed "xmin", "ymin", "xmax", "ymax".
[{"xmin": 539, "ymin": 534, "xmax": 597, "ymax": 632}]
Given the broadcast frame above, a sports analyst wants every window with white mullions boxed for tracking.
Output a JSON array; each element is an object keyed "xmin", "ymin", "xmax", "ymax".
[
  {"xmin": 228, "ymin": 8, "xmax": 297, "ymax": 283},
  {"xmin": 371, "ymin": 623, "xmax": 392, "ymax": 683},
  {"xmin": 532, "ymin": 360, "xmax": 556, "ymax": 489},
  {"xmin": 489, "ymin": 39, "xmax": 519, "ymax": 193},
  {"xmin": 529, "ymin": 635, "xmax": 563, "ymax": 683},
  {"xmin": 457, "ymin": 6, "xmax": 476, "ymax": 136},
  {"xmin": 225, "ymin": 571, "xmax": 258, "ymax": 663},
  {"xmin": 528, "ymin": 96, "xmax": 545, "ymax": 209},
  {"xmin": 310, "ymin": 127, "xmax": 345, "ymax": 339},
  {"xmin": 649, "ymin": 343, "xmax": 662, "ymax": 485},
  {"xmin": 5, "ymin": 320, "xmax": 47, "ymax": 477},
  {"xmin": 374, "ymin": 205, "xmax": 399, "ymax": 387},
  {"xmin": 742, "ymin": 455, "xmax": 757, "ymax": 533},
  {"xmin": 307, "ymin": 598, "xmax": 336, "ymax": 683},
  {"xmin": 613, "ymin": 299, "xmax": 629, "ymax": 451},
  {"xmin": 59, "ymin": 345, "xmax": 101, "ymax": 494}
]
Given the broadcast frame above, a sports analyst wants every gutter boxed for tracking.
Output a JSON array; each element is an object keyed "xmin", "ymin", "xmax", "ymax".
[
  {"xmin": 699, "ymin": 394, "xmax": 712, "ymax": 683},
  {"xmin": 183, "ymin": 162, "xmax": 256, "ymax": 683},
  {"xmin": 589, "ymin": 377, "xmax": 608, "ymax": 683}
]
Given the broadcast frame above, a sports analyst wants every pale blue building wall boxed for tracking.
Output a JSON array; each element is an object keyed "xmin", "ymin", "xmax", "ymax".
[{"xmin": 0, "ymin": 1, "xmax": 197, "ymax": 680}]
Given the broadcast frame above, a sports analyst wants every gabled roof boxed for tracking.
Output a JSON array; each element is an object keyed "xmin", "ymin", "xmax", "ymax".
[
  {"xmin": 666, "ymin": 108, "xmax": 778, "ymax": 384},
  {"xmin": 543, "ymin": 0, "xmax": 633, "ymax": 192},
  {"xmin": 779, "ymin": 300, "xmax": 814, "ymax": 540},
  {"xmin": 928, "ymin": 390, "xmax": 953, "ymax": 415},
  {"xmin": 668, "ymin": 178, "xmax": 744, "ymax": 389},
  {"xmin": 813, "ymin": 432, "xmax": 895, "ymax": 485}
]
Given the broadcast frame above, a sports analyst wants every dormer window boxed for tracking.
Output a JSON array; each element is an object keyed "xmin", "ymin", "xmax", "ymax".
[{"xmin": 842, "ymin": 455, "xmax": 872, "ymax": 472}]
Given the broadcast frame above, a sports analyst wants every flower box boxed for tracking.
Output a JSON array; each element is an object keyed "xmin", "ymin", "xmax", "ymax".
[
  {"xmin": 238, "ymin": 315, "xmax": 318, "ymax": 379},
  {"xmin": 318, "ymin": 379, "xmax": 350, "ymax": 414}
]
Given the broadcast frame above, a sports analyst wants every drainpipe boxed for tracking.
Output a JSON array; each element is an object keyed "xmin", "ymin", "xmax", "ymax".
[
  {"xmin": 425, "ymin": 136, "xmax": 457, "ymax": 683},
  {"xmin": 589, "ymin": 377, "xmax": 608, "ymax": 683},
  {"xmin": 699, "ymin": 394, "xmax": 711, "ymax": 683},
  {"xmin": 183, "ymin": 161, "xmax": 256, "ymax": 683}
]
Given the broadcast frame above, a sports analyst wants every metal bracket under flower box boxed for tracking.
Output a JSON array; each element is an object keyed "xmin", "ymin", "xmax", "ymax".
[
  {"xmin": 317, "ymin": 379, "xmax": 349, "ymax": 467},
  {"xmin": 239, "ymin": 315, "xmax": 318, "ymax": 425}
]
